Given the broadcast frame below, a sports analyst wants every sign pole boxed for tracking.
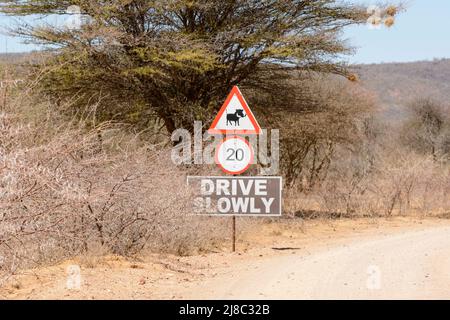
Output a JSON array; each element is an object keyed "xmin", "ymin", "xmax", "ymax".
[
  {"xmin": 232, "ymin": 215, "xmax": 236, "ymax": 253},
  {"xmin": 232, "ymin": 173, "xmax": 237, "ymax": 253}
]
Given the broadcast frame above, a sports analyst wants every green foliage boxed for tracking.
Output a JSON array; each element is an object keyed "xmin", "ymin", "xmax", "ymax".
[{"xmin": 1, "ymin": 0, "xmax": 388, "ymax": 131}]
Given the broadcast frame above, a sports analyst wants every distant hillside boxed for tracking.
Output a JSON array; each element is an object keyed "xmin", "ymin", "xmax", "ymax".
[
  {"xmin": 353, "ymin": 59, "xmax": 450, "ymax": 120},
  {"xmin": 0, "ymin": 52, "xmax": 34, "ymax": 64},
  {"xmin": 0, "ymin": 51, "xmax": 47, "ymax": 78}
]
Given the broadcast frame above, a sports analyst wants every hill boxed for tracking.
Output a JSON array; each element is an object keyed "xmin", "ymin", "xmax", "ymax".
[{"xmin": 354, "ymin": 59, "xmax": 450, "ymax": 120}]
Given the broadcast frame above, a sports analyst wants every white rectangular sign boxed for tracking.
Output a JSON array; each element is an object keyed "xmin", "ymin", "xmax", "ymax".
[{"xmin": 187, "ymin": 176, "xmax": 282, "ymax": 216}]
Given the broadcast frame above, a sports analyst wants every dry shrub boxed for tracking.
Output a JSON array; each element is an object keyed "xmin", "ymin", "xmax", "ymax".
[
  {"xmin": 253, "ymin": 75, "xmax": 376, "ymax": 189},
  {"xmin": 0, "ymin": 93, "xmax": 228, "ymax": 281},
  {"xmin": 283, "ymin": 96, "xmax": 449, "ymax": 219},
  {"xmin": 287, "ymin": 144, "xmax": 450, "ymax": 219}
]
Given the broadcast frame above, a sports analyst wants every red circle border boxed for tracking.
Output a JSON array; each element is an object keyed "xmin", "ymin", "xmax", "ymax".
[{"xmin": 215, "ymin": 136, "xmax": 254, "ymax": 175}]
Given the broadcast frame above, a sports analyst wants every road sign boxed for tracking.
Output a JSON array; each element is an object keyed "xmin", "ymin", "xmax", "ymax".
[
  {"xmin": 208, "ymin": 86, "xmax": 262, "ymax": 135},
  {"xmin": 215, "ymin": 136, "xmax": 254, "ymax": 175},
  {"xmin": 187, "ymin": 176, "xmax": 282, "ymax": 216},
  {"xmin": 201, "ymin": 86, "xmax": 278, "ymax": 252}
]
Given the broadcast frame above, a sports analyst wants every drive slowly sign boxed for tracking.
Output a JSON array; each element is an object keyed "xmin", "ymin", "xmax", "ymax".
[{"xmin": 187, "ymin": 176, "xmax": 282, "ymax": 216}]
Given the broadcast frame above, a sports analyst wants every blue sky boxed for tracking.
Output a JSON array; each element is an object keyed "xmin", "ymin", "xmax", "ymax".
[
  {"xmin": 1, "ymin": 0, "xmax": 450, "ymax": 64},
  {"xmin": 345, "ymin": 0, "xmax": 450, "ymax": 63}
]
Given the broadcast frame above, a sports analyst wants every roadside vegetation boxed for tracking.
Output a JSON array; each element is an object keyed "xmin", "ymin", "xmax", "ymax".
[{"xmin": 0, "ymin": 1, "xmax": 448, "ymax": 284}]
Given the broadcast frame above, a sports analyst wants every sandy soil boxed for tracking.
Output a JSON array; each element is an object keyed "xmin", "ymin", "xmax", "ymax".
[{"xmin": 2, "ymin": 217, "xmax": 450, "ymax": 300}]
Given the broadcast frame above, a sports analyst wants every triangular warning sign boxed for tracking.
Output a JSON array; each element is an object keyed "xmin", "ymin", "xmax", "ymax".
[{"xmin": 208, "ymin": 86, "xmax": 262, "ymax": 135}]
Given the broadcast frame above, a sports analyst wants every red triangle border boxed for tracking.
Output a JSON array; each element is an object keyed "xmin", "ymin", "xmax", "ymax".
[{"xmin": 208, "ymin": 86, "xmax": 262, "ymax": 135}]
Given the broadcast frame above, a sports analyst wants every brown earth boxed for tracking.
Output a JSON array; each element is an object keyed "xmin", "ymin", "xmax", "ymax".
[{"xmin": 2, "ymin": 217, "xmax": 450, "ymax": 300}]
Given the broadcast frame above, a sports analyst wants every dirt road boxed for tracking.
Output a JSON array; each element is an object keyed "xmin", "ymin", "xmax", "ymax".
[
  {"xmin": 3, "ymin": 218, "xmax": 450, "ymax": 299},
  {"xmin": 189, "ymin": 225, "xmax": 450, "ymax": 299}
]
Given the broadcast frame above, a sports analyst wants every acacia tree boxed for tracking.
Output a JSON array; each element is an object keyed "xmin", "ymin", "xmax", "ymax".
[{"xmin": 1, "ymin": 0, "xmax": 397, "ymax": 132}]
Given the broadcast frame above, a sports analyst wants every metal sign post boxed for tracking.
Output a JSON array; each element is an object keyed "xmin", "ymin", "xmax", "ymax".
[
  {"xmin": 232, "ymin": 173, "xmax": 238, "ymax": 252},
  {"xmin": 232, "ymin": 215, "xmax": 236, "ymax": 252}
]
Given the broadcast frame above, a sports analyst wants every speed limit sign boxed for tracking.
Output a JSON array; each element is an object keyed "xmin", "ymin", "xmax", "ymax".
[{"xmin": 215, "ymin": 136, "xmax": 254, "ymax": 175}]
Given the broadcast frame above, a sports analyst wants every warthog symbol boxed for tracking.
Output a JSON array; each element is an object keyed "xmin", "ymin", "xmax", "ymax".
[{"xmin": 226, "ymin": 109, "xmax": 247, "ymax": 126}]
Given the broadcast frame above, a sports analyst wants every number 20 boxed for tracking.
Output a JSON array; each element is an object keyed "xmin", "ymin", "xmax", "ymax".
[{"xmin": 226, "ymin": 148, "xmax": 244, "ymax": 161}]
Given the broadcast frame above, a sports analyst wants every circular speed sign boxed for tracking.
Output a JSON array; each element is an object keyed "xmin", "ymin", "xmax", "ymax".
[{"xmin": 215, "ymin": 136, "xmax": 254, "ymax": 175}]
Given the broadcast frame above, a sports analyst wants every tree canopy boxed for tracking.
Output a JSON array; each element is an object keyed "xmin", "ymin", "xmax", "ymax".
[{"xmin": 0, "ymin": 0, "xmax": 397, "ymax": 132}]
